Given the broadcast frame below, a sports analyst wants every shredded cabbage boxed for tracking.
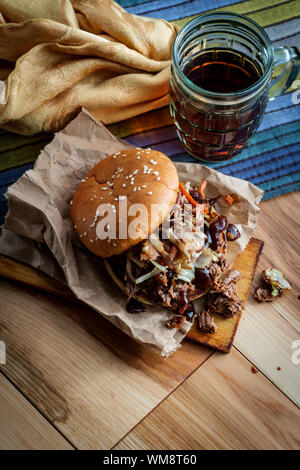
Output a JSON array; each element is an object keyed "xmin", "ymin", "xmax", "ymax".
[
  {"xmin": 135, "ymin": 267, "xmax": 161, "ymax": 284},
  {"xmin": 150, "ymin": 259, "xmax": 168, "ymax": 272},
  {"xmin": 175, "ymin": 268, "xmax": 195, "ymax": 282},
  {"xmin": 195, "ymin": 248, "xmax": 219, "ymax": 269}
]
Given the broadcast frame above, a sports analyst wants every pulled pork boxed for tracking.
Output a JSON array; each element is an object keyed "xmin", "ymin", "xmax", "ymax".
[
  {"xmin": 108, "ymin": 180, "xmax": 241, "ymax": 320},
  {"xmin": 204, "ymin": 269, "xmax": 243, "ymax": 319},
  {"xmin": 254, "ymin": 268, "xmax": 291, "ymax": 302},
  {"xmin": 197, "ymin": 310, "xmax": 218, "ymax": 334}
]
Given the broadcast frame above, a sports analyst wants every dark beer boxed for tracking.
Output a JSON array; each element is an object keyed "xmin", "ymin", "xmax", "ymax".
[{"xmin": 170, "ymin": 49, "xmax": 268, "ymax": 161}]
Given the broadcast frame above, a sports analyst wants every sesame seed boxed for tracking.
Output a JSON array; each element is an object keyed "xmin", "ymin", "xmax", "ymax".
[
  {"xmin": 141, "ymin": 184, "xmax": 147, "ymax": 188},
  {"xmin": 90, "ymin": 239, "xmax": 94, "ymax": 243},
  {"xmin": 74, "ymin": 225, "xmax": 77, "ymax": 229},
  {"xmin": 109, "ymin": 191, "xmax": 113, "ymax": 195},
  {"xmin": 157, "ymin": 177, "xmax": 160, "ymax": 181},
  {"xmin": 112, "ymin": 243, "xmax": 117, "ymax": 247},
  {"xmin": 102, "ymin": 187, "xmax": 109, "ymax": 191},
  {"xmin": 80, "ymin": 234, "xmax": 83, "ymax": 238},
  {"xmin": 147, "ymin": 191, "xmax": 152, "ymax": 195},
  {"xmin": 134, "ymin": 187, "xmax": 137, "ymax": 192},
  {"xmin": 153, "ymin": 171, "xmax": 159, "ymax": 176},
  {"xmin": 70, "ymin": 200, "xmax": 73, "ymax": 205},
  {"xmin": 137, "ymin": 156, "xmax": 140, "ymax": 159},
  {"xmin": 113, "ymin": 155, "xmax": 116, "ymax": 159},
  {"xmin": 84, "ymin": 232, "xmax": 87, "ymax": 236},
  {"xmin": 82, "ymin": 218, "xmax": 86, "ymax": 222},
  {"xmin": 122, "ymin": 183, "xmax": 126, "ymax": 187},
  {"xmin": 133, "ymin": 169, "xmax": 138, "ymax": 175}
]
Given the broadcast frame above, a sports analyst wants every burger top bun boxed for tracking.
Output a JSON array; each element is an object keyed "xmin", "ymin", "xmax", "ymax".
[{"xmin": 70, "ymin": 148, "xmax": 179, "ymax": 258}]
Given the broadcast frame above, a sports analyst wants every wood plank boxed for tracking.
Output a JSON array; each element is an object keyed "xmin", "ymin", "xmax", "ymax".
[
  {"xmin": 115, "ymin": 348, "xmax": 300, "ymax": 450},
  {"xmin": 0, "ymin": 238, "xmax": 263, "ymax": 353},
  {"xmin": 187, "ymin": 238, "xmax": 263, "ymax": 352},
  {"xmin": 254, "ymin": 192, "xmax": 300, "ymax": 330},
  {"xmin": 0, "ymin": 373, "xmax": 73, "ymax": 450},
  {"xmin": 0, "ymin": 254, "xmax": 75, "ymax": 301},
  {"xmin": 234, "ymin": 265, "xmax": 300, "ymax": 406},
  {"xmin": 232, "ymin": 192, "xmax": 300, "ymax": 407},
  {"xmin": 0, "ymin": 279, "xmax": 212, "ymax": 450}
]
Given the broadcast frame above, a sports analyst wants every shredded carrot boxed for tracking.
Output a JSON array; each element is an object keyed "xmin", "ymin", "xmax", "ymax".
[
  {"xmin": 179, "ymin": 182, "xmax": 198, "ymax": 206},
  {"xmin": 179, "ymin": 182, "xmax": 208, "ymax": 213},
  {"xmin": 225, "ymin": 194, "xmax": 234, "ymax": 205},
  {"xmin": 198, "ymin": 178, "xmax": 207, "ymax": 199}
]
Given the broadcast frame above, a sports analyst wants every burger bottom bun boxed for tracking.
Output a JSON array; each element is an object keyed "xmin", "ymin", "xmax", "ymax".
[{"xmin": 104, "ymin": 259, "xmax": 207, "ymax": 309}]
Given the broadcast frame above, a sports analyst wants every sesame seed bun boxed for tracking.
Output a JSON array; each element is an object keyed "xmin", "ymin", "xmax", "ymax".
[{"xmin": 70, "ymin": 148, "xmax": 179, "ymax": 258}]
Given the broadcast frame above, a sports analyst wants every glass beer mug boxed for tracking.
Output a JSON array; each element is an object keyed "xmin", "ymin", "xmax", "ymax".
[{"xmin": 169, "ymin": 12, "xmax": 300, "ymax": 162}]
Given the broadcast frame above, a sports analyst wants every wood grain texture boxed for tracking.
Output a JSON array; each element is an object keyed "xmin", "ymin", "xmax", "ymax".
[
  {"xmin": 0, "ymin": 192, "xmax": 299, "ymax": 449},
  {"xmin": 0, "ymin": 373, "xmax": 73, "ymax": 450},
  {"xmin": 254, "ymin": 191, "xmax": 300, "ymax": 329},
  {"xmin": 0, "ymin": 254, "xmax": 75, "ymax": 301},
  {"xmin": 0, "ymin": 239, "xmax": 263, "ymax": 353},
  {"xmin": 233, "ymin": 192, "xmax": 300, "ymax": 407},
  {"xmin": 187, "ymin": 238, "xmax": 263, "ymax": 352},
  {"xmin": 115, "ymin": 348, "xmax": 300, "ymax": 450},
  {"xmin": 0, "ymin": 279, "xmax": 212, "ymax": 450}
]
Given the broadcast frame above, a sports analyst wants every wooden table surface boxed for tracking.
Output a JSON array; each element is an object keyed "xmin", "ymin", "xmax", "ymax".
[{"xmin": 0, "ymin": 191, "xmax": 299, "ymax": 450}]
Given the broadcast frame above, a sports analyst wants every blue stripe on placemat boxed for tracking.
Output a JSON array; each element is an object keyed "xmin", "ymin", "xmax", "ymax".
[
  {"xmin": 124, "ymin": 85, "xmax": 300, "ymax": 201},
  {"xmin": 261, "ymin": 170, "xmax": 300, "ymax": 194},
  {"xmin": 0, "ymin": 164, "xmax": 33, "ymax": 224},
  {"xmin": 266, "ymin": 18, "xmax": 300, "ymax": 42},
  {"xmin": 262, "ymin": 176, "xmax": 300, "ymax": 199},
  {"xmin": 0, "ymin": 163, "xmax": 33, "ymax": 188},
  {"xmin": 125, "ymin": 92, "xmax": 298, "ymax": 145},
  {"xmin": 0, "ymin": 0, "xmax": 299, "ymax": 231},
  {"xmin": 124, "ymin": 0, "xmax": 239, "ymax": 16},
  {"xmin": 0, "ymin": 201, "xmax": 8, "ymax": 228},
  {"xmin": 223, "ymin": 143, "xmax": 300, "ymax": 179}
]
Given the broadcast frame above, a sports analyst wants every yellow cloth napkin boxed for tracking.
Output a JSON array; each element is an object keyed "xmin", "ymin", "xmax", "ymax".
[{"xmin": 0, "ymin": 0, "xmax": 179, "ymax": 135}]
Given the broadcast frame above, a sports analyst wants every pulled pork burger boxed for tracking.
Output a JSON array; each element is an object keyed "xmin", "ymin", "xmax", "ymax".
[{"xmin": 71, "ymin": 148, "xmax": 240, "ymax": 322}]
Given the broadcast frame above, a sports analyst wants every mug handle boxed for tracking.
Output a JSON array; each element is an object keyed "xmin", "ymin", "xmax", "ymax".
[{"xmin": 269, "ymin": 46, "xmax": 300, "ymax": 100}]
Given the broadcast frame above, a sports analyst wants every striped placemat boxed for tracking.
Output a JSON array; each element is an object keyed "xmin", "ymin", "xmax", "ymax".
[{"xmin": 0, "ymin": 0, "xmax": 299, "ymax": 228}]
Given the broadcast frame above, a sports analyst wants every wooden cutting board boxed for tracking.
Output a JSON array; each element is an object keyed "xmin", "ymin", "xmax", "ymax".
[
  {"xmin": 0, "ymin": 237, "xmax": 263, "ymax": 353},
  {"xmin": 188, "ymin": 237, "xmax": 263, "ymax": 352}
]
